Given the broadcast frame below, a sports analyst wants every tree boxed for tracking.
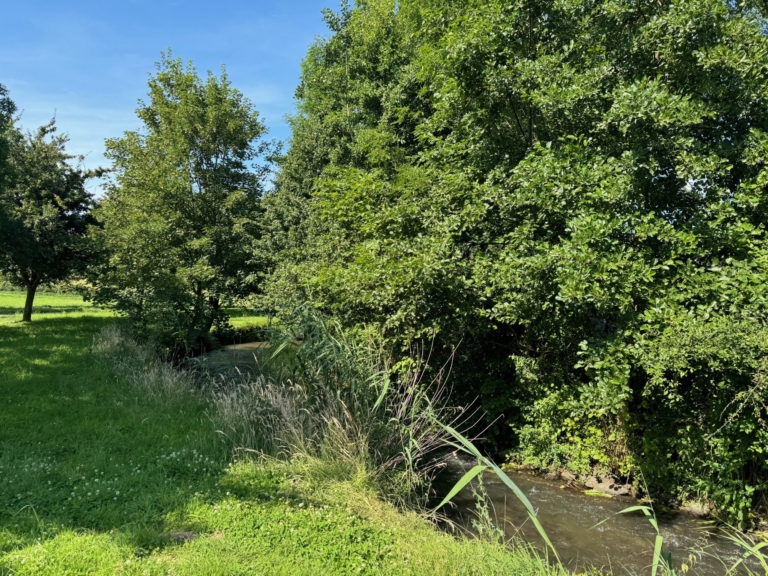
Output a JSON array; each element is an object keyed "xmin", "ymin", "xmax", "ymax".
[
  {"xmin": 0, "ymin": 118, "xmax": 99, "ymax": 322},
  {"xmin": 265, "ymin": 0, "xmax": 768, "ymax": 524},
  {"xmin": 0, "ymin": 83, "xmax": 16, "ymax": 124},
  {"xmin": 0, "ymin": 83, "xmax": 17, "ymax": 194},
  {"xmin": 92, "ymin": 53, "xmax": 272, "ymax": 353}
]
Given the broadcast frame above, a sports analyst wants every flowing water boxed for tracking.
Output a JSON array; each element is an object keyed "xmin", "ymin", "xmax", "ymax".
[
  {"xmin": 199, "ymin": 341, "xmax": 267, "ymax": 374},
  {"xmin": 200, "ymin": 346, "xmax": 758, "ymax": 574},
  {"xmin": 436, "ymin": 456, "xmax": 758, "ymax": 575}
]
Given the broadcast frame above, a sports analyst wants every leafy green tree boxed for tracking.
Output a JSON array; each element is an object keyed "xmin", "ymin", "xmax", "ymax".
[
  {"xmin": 0, "ymin": 84, "xmax": 15, "ymax": 124},
  {"xmin": 0, "ymin": 119, "xmax": 99, "ymax": 321},
  {"xmin": 0, "ymin": 83, "xmax": 17, "ymax": 194},
  {"xmin": 266, "ymin": 0, "xmax": 768, "ymax": 524},
  {"xmin": 92, "ymin": 53, "xmax": 272, "ymax": 353}
]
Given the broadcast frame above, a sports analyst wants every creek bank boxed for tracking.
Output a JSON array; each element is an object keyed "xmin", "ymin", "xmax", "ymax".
[
  {"xmin": 538, "ymin": 469, "xmax": 632, "ymax": 497},
  {"xmin": 436, "ymin": 455, "xmax": 752, "ymax": 575},
  {"xmin": 504, "ymin": 464, "xmax": 714, "ymax": 517}
]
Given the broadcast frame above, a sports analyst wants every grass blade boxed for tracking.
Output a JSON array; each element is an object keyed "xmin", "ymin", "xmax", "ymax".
[
  {"xmin": 372, "ymin": 375, "xmax": 390, "ymax": 411},
  {"xmin": 434, "ymin": 464, "xmax": 487, "ymax": 511},
  {"xmin": 590, "ymin": 505, "xmax": 653, "ymax": 530},
  {"xmin": 438, "ymin": 421, "xmax": 560, "ymax": 563},
  {"xmin": 652, "ymin": 534, "xmax": 663, "ymax": 576},
  {"xmin": 720, "ymin": 527, "xmax": 768, "ymax": 573}
]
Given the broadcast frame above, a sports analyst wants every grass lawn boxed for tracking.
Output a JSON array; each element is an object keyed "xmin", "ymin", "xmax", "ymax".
[
  {"xmin": 224, "ymin": 307, "xmax": 270, "ymax": 330},
  {"xmin": 0, "ymin": 292, "xmax": 558, "ymax": 575},
  {"xmin": 0, "ymin": 291, "xmax": 95, "ymax": 319}
]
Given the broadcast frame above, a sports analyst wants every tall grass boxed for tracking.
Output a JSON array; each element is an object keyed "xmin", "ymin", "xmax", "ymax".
[
  {"xmin": 93, "ymin": 324, "xmax": 193, "ymax": 402},
  {"xmin": 209, "ymin": 307, "xmax": 459, "ymax": 504},
  {"xmin": 94, "ymin": 308, "xmax": 457, "ymax": 506},
  {"xmin": 436, "ymin": 423, "xmax": 561, "ymax": 564},
  {"xmin": 702, "ymin": 526, "xmax": 768, "ymax": 576}
]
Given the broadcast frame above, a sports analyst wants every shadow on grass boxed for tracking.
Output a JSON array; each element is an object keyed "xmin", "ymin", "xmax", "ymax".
[
  {"xmin": 0, "ymin": 314, "xmax": 236, "ymax": 556},
  {"xmin": 0, "ymin": 316, "xmax": 427, "ymax": 575}
]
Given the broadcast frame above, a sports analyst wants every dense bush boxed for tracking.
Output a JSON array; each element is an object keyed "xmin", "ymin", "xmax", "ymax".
[{"xmin": 261, "ymin": 0, "xmax": 768, "ymax": 525}]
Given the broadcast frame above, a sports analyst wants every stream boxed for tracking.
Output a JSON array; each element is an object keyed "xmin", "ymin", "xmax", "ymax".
[
  {"xmin": 436, "ymin": 456, "xmax": 758, "ymax": 575},
  {"xmin": 202, "ymin": 345, "xmax": 758, "ymax": 575}
]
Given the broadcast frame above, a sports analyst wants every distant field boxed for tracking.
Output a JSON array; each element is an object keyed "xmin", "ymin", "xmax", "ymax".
[
  {"xmin": 225, "ymin": 307, "xmax": 270, "ymax": 329},
  {"xmin": 0, "ymin": 292, "xmax": 268, "ymax": 330},
  {"xmin": 0, "ymin": 291, "xmax": 104, "ymax": 323}
]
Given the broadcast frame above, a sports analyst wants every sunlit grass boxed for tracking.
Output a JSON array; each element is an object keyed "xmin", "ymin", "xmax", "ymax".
[
  {"xmin": 224, "ymin": 307, "xmax": 270, "ymax": 330},
  {"xmin": 0, "ymin": 291, "xmax": 100, "ymax": 321},
  {"xmin": 0, "ymin": 292, "xmax": 560, "ymax": 575}
]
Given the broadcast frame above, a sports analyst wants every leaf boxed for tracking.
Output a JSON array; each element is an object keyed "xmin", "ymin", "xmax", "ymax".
[
  {"xmin": 590, "ymin": 505, "xmax": 656, "ymax": 530},
  {"xmin": 433, "ymin": 464, "xmax": 487, "ymax": 511},
  {"xmin": 651, "ymin": 534, "xmax": 664, "ymax": 576},
  {"xmin": 438, "ymin": 422, "xmax": 560, "ymax": 563},
  {"xmin": 372, "ymin": 377, "xmax": 390, "ymax": 411}
]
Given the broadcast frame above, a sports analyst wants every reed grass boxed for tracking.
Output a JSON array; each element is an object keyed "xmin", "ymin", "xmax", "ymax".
[{"xmin": 0, "ymin": 297, "xmax": 566, "ymax": 575}]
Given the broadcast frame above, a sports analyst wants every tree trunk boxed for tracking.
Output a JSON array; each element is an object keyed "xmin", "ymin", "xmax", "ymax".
[
  {"xmin": 22, "ymin": 283, "xmax": 38, "ymax": 322},
  {"xmin": 203, "ymin": 296, "xmax": 220, "ymax": 334}
]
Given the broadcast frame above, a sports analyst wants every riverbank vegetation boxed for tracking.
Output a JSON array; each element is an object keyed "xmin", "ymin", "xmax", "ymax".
[
  {"xmin": 0, "ymin": 293, "xmax": 561, "ymax": 575},
  {"xmin": 256, "ymin": 0, "xmax": 768, "ymax": 529},
  {"xmin": 3, "ymin": 0, "xmax": 768, "ymax": 572}
]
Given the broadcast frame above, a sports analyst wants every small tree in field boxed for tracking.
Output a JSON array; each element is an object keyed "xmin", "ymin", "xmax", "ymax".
[
  {"xmin": 91, "ymin": 53, "xmax": 272, "ymax": 353},
  {"xmin": 0, "ymin": 118, "xmax": 99, "ymax": 322}
]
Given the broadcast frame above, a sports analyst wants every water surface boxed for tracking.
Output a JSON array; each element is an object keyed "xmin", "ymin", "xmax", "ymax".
[{"xmin": 437, "ymin": 457, "xmax": 755, "ymax": 575}]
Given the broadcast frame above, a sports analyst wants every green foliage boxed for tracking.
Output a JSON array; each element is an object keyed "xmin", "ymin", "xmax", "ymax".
[
  {"xmin": 0, "ymin": 83, "xmax": 16, "ymax": 194},
  {"xmin": 0, "ymin": 292, "xmax": 561, "ymax": 576},
  {"xmin": 263, "ymin": 0, "xmax": 768, "ymax": 524},
  {"xmin": 0, "ymin": 84, "xmax": 15, "ymax": 124},
  {"xmin": 211, "ymin": 306, "xmax": 454, "ymax": 506},
  {"xmin": 0, "ymin": 117, "xmax": 99, "ymax": 321},
  {"xmin": 90, "ymin": 52, "xmax": 273, "ymax": 355}
]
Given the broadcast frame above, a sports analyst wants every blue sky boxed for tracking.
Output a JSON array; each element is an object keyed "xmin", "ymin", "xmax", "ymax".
[{"xmin": 0, "ymin": 0, "xmax": 333, "ymax": 180}]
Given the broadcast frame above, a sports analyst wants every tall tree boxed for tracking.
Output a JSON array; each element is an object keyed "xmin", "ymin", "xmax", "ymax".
[
  {"xmin": 0, "ymin": 83, "xmax": 17, "ymax": 193},
  {"xmin": 0, "ymin": 83, "xmax": 16, "ymax": 124},
  {"xmin": 92, "ymin": 53, "xmax": 272, "ymax": 353},
  {"xmin": 266, "ymin": 0, "xmax": 768, "ymax": 524},
  {"xmin": 0, "ymin": 119, "xmax": 98, "ymax": 321}
]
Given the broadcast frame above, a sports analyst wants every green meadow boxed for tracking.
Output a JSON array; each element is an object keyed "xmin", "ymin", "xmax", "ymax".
[
  {"xmin": 0, "ymin": 292, "xmax": 558, "ymax": 575},
  {"xmin": 0, "ymin": 291, "xmax": 96, "ymax": 319}
]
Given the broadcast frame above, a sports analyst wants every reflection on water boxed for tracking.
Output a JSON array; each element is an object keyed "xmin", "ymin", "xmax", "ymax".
[{"xmin": 436, "ymin": 456, "xmax": 757, "ymax": 575}]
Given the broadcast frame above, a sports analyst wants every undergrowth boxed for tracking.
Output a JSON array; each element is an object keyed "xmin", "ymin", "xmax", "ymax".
[{"xmin": 0, "ymin": 298, "xmax": 563, "ymax": 575}]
